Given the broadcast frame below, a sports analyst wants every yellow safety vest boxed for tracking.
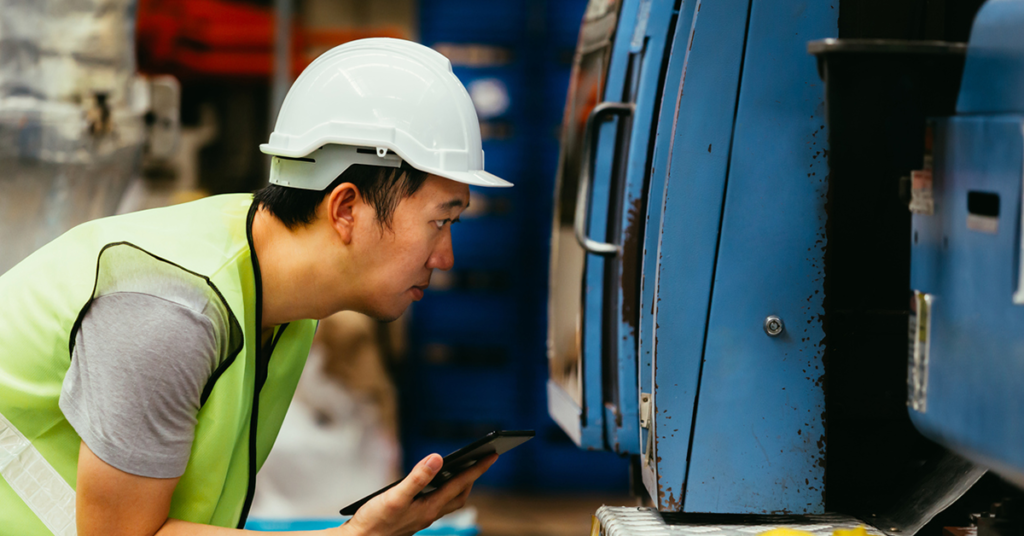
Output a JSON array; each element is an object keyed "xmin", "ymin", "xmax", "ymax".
[{"xmin": 0, "ymin": 194, "xmax": 316, "ymax": 534}]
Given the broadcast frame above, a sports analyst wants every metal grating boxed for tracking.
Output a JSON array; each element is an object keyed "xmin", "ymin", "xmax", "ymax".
[{"xmin": 596, "ymin": 507, "xmax": 885, "ymax": 536}]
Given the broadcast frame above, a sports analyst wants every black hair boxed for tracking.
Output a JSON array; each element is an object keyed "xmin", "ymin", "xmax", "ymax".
[{"xmin": 253, "ymin": 162, "xmax": 429, "ymax": 231}]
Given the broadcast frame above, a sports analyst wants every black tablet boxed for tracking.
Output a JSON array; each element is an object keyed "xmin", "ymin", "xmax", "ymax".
[{"xmin": 339, "ymin": 430, "xmax": 534, "ymax": 516}]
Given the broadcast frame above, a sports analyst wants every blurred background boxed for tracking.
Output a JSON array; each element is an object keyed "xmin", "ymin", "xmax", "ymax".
[{"xmin": 0, "ymin": 0, "xmax": 632, "ymax": 533}]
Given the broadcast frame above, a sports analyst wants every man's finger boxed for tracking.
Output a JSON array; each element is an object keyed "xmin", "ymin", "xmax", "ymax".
[
  {"xmin": 438, "ymin": 485, "xmax": 473, "ymax": 518},
  {"xmin": 450, "ymin": 454, "xmax": 497, "ymax": 487},
  {"xmin": 427, "ymin": 454, "xmax": 497, "ymax": 507},
  {"xmin": 391, "ymin": 454, "xmax": 443, "ymax": 504}
]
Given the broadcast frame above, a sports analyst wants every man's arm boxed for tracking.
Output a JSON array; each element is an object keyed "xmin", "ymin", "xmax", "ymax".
[
  {"xmin": 77, "ymin": 441, "xmax": 497, "ymax": 536},
  {"xmin": 76, "ymin": 442, "xmax": 178, "ymax": 536}
]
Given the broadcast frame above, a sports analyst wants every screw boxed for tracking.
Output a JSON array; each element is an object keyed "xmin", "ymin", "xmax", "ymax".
[{"xmin": 764, "ymin": 315, "xmax": 784, "ymax": 336}]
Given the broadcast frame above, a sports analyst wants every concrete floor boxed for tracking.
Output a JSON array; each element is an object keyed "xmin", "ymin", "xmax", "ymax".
[{"xmin": 468, "ymin": 492, "xmax": 638, "ymax": 536}]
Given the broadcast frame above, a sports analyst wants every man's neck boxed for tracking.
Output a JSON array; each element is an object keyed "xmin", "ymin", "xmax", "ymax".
[{"xmin": 250, "ymin": 207, "xmax": 346, "ymax": 329}]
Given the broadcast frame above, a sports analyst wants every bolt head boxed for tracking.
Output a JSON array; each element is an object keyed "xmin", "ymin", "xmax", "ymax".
[{"xmin": 764, "ymin": 315, "xmax": 784, "ymax": 336}]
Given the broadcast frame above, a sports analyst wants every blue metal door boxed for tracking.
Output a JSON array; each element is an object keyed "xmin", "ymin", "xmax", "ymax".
[
  {"xmin": 548, "ymin": 0, "xmax": 625, "ymax": 450},
  {"xmin": 640, "ymin": 0, "xmax": 836, "ymax": 513},
  {"xmin": 598, "ymin": 0, "xmax": 681, "ymax": 456},
  {"xmin": 548, "ymin": 0, "xmax": 681, "ymax": 454}
]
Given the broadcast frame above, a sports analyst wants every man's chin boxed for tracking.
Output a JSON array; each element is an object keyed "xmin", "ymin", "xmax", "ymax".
[{"xmin": 359, "ymin": 303, "xmax": 409, "ymax": 323}]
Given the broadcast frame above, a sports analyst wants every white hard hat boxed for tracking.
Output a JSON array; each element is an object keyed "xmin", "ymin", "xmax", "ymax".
[{"xmin": 261, "ymin": 38, "xmax": 512, "ymax": 190}]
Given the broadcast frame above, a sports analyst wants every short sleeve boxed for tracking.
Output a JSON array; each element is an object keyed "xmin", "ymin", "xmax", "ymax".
[{"xmin": 59, "ymin": 291, "xmax": 220, "ymax": 478}]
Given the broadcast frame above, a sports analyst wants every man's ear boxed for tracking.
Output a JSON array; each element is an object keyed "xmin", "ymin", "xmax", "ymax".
[{"xmin": 326, "ymin": 183, "xmax": 359, "ymax": 244}]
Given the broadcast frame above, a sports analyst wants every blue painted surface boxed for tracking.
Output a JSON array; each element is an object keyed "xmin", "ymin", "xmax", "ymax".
[
  {"xmin": 956, "ymin": 0, "xmax": 1024, "ymax": 114},
  {"xmin": 603, "ymin": 0, "xmax": 680, "ymax": 456},
  {"xmin": 577, "ymin": 0, "xmax": 639, "ymax": 449},
  {"xmin": 637, "ymin": 0, "xmax": 695, "ymax": 499},
  {"xmin": 682, "ymin": 0, "xmax": 835, "ymax": 514},
  {"xmin": 910, "ymin": 0, "xmax": 1024, "ymax": 489},
  {"xmin": 639, "ymin": 0, "xmax": 835, "ymax": 513},
  {"xmin": 909, "ymin": 115, "xmax": 1024, "ymax": 483},
  {"xmin": 643, "ymin": 0, "xmax": 752, "ymax": 510}
]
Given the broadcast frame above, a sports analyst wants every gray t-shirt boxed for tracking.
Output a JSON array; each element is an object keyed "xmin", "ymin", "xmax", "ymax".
[{"xmin": 59, "ymin": 291, "xmax": 219, "ymax": 478}]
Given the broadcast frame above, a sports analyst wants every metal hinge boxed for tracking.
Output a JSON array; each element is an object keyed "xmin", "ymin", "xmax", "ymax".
[
  {"xmin": 639, "ymin": 393, "xmax": 652, "ymax": 429},
  {"xmin": 639, "ymin": 392, "xmax": 653, "ymax": 465}
]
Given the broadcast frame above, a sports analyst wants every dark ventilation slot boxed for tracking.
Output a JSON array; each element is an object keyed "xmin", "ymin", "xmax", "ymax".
[
  {"xmin": 276, "ymin": 155, "xmax": 315, "ymax": 163},
  {"xmin": 966, "ymin": 191, "xmax": 1000, "ymax": 234},
  {"xmin": 967, "ymin": 191, "xmax": 1000, "ymax": 217},
  {"xmin": 355, "ymin": 147, "xmax": 394, "ymax": 155}
]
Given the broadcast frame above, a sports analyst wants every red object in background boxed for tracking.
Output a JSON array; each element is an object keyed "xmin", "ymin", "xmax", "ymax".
[{"xmin": 136, "ymin": 0, "xmax": 406, "ymax": 79}]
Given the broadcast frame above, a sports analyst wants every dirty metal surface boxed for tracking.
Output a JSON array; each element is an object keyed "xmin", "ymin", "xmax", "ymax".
[
  {"xmin": 643, "ymin": 0, "xmax": 752, "ymax": 511},
  {"xmin": 637, "ymin": 0, "xmax": 696, "ymax": 495},
  {"xmin": 547, "ymin": 0, "xmax": 633, "ymax": 451},
  {"xmin": 599, "ymin": 0, "xmax": 679, "ymax": 457},
  {"xmin": 596, "ymin": 506, "xmax": 884, "ymax": 536},
  {"xmin": 580, "ymin": 0, "xmax": 640, "ymax": 451},
  {"xmin": 681, "ymin": 0, "xmax": 835, "ymax": 514},
  {"xmin": 910, "ymin": 114, "xmax": 1024, "ymax": 487}
]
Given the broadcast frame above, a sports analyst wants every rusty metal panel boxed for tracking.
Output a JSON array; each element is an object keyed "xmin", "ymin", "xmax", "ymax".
[
  {"xmin": 644, "ymin": 0, "xmax": 751, "ymax": 511},
  {"xmin": 637, "ymin": 0, "xmax": 695, "ymax": 492},
  {"xmin": 601, "ymin": 0, "xmax": 680, "ymax": 456},
  {"xmin": 680, "ymin": 0, "xmax": 835, "ymax": 514}
]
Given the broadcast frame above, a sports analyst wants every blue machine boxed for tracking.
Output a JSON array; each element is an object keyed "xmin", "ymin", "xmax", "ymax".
[
  {"xmin": 910, "ymin": 0, "xmax": 1024, "ymax": 488},
  {"xmin": 553, "ymin": 0, "xmax": 1024, "ymax": 526},
  {"xmin": 549, "ymin": 0, "xmax": 836, "ymax": 513}
]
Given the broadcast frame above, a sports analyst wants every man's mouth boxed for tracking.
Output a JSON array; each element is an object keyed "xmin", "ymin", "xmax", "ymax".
[{"xmin": 410, "ymin": 282, "xmax": 429, "ymax": 301}]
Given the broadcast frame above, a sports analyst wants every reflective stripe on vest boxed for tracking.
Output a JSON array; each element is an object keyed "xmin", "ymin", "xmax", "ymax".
[{"xmin": 0, "ymin": 411, "xmax": 77, "ymax": 536}]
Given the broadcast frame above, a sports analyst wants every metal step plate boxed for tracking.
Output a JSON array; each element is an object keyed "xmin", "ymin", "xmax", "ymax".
[{"xmin": 595, "ymin": 507, "xmax": 884, "ymax": 536}]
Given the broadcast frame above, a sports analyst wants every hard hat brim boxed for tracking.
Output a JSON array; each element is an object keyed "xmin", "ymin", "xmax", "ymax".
[{"xmin": 433, "ymin": 169, "xmax": 513, "ymax": 188}]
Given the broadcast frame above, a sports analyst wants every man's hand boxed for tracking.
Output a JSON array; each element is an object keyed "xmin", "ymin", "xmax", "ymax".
[
  {"xmin": 338, "ymin": 453, "xmax": 498, "ymax": 536},
  {"xmin": 78, "ymin": 439, "xmax": 495, "ymax": 536}
]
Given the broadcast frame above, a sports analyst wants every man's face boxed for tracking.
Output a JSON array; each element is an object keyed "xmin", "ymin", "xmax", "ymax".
[{"xmin": 353, "ymin": 174, "xmax": 469, "ymax": 321}]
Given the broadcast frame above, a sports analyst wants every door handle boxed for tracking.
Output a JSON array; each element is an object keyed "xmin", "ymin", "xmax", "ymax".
[{"xmin": 574, "ymin": 101, "xmax": 635, "ymax": 255}]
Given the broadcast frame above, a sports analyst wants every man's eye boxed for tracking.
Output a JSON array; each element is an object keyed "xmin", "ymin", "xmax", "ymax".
[{"xmin": 433, "ymin": 219, "xmax": 447, "ymax": 229}]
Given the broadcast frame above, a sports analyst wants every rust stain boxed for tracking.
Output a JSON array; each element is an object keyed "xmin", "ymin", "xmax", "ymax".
[
  {"xmin": 659, "ymin": 486, "xmax": 682, "ymax": 511},
  {"xmin": 621, "ymin": 197, "xmax": 643, "ymax": 337}
]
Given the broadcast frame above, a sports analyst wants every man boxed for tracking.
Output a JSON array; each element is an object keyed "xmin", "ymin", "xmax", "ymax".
[{"xmin": 0, "ymin": 38, "xmax": 511, "ymax": 535}]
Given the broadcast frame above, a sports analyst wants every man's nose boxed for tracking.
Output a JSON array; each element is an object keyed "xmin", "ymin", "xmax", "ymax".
[{"xmin": 427, "ymin": 233, "xmax": 455, "ymax": 271}]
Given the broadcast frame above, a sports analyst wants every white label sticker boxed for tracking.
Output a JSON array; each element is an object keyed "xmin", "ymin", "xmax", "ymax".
[
  {"xmin": 908, "ymin": 291, "xmax": 933, "ymax": 413},
  {"xmin": 966, "ymin": 214, "xmax": 999, "ymax": 234},
  {"xmin": 909, "ymin": 169, "xmax": 935, "ymax": 215}
]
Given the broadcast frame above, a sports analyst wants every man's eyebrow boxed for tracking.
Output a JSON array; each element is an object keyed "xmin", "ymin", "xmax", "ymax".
[{"xmin": 437, "ymin": 198, "xmax": 469, "ymax": 211}]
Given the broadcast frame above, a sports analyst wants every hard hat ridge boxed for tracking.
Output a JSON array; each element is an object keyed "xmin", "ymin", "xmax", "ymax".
[{"xmin": 262, "ymin": 38, "xmax": 512, "ymax": 189}]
